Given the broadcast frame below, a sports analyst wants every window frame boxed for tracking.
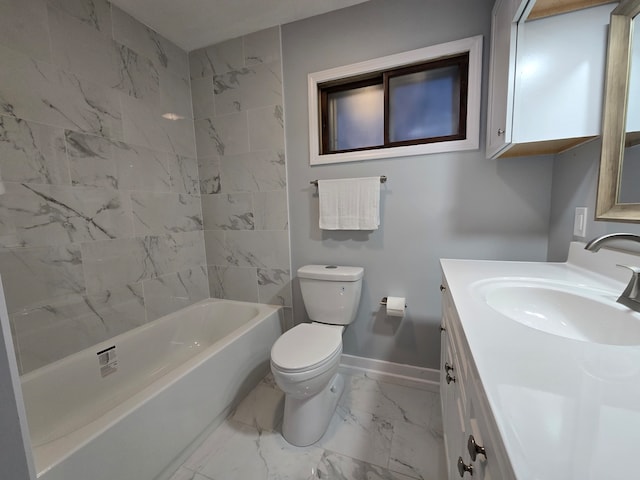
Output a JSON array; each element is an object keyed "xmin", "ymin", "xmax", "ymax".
[{"xmin": 308, "ymin": 35, "xmax": 483, "ymax": 165}]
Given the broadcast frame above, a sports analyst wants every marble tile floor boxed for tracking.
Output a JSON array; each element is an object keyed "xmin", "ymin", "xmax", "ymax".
[{"xmin": 170, "ymin": 372, "xmax": 445, "ymax": 480}]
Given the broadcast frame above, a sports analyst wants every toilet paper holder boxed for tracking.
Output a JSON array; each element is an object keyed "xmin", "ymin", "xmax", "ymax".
[{"xmin": 380, "ymin": 297, "xmax": 407, "ymax": 307}]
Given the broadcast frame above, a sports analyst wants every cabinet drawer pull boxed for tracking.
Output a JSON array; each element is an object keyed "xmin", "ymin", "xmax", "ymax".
[
  {"xmin": 457, "ymin": 457, "xmax": 473, "ymax": 477},
  {"xmin": 440, "ymin": 284, "xmax": 446, "ymax": 292},
  {"xmin": 440, "ymin": 324, "xmax": 446, "ymax": 332},
  {"xmin": 468, "ymin": 435, "xmax": 487, "ymax": 461},
  {"xmin": 497, "ymin": 128, "xmax": 505, "ymax": 136},
  {"xmin": 445, "ymin": 362, "xmax": 454, "ymax": 373},
  {"xmin": 446, "ymin": 373, "xmax": 456, "ymax": 384}
]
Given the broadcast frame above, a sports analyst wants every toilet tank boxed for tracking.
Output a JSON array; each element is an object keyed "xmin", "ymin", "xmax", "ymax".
[{"xmin": 297, "ymin": 265, "xmax": 364, "ymax": 325}]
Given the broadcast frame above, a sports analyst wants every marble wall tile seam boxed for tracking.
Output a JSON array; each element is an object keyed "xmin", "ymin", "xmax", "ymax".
[
  {"xmin": 202, "ymin": 227, "xmax": 288, "ymax": 233},
  {"xmin": 190, "ymin": 75, "xmax": 216, "ymax": 121},
  {"xmin": 216, "ymin": 151, "xmax": 287, "ymax": 194},
  {"xmin": 0, "ymin": 61, "xmax": 122, "ymax": 139},
  {"xmin": 141, "ymin": 264, "xmax": 209, "ymax": 322},
  {"xmin": 207, "ymin": 264, "xmax": 259, "ymax": 303},
  {"xmin": 46, "ymin": 4, "xmax": 162, "ymax": 100},
  {"xmin": 194, "ymin": 112, "xmax": 249, "ymax": 157},
  {"xmin": 62, "ymin": 117, "xmax": 197, "ymax": 185},
  {"xmin": 257, "ymin": 267, "xmax": 292, "ymax": 307},
  {"xmin": 203, "ymin": 256, "xmax": 293, "ymax": 269},
  {"xmin": 0, "ymin": 181, "xmax": 137, "ymax": 248},
  {"xmin": 0, "ymin": 44, "xmax": 123, "ymax": 140},
  {"xmin": 8, "ymin": 285, "xmax": 150, "ymax": 330},
  {"xmin": 242, "ymin": 27, "xmax": 282, "ymax": 67},
  {"xmin": 0, "ymin": 89, "xmax": 121, "ymax": 146},
  {"xmin": 195, "ymin": 156, "xmax": 221, "ymax": 195},
  {"xmin": 188, "ymin": 37, "xmax": 244, "ymax": 80},
  {"xmin": 0, "ymin": 236, "xmax": 202, "ymax": 322},
  {"xmin": 205, "ymin": 106, "xmax": 284, "ymax": 129},
  {"xmin": 211, "ymin": 62, "xmax": 283, "ymax": 117},
  {"xmin": 110, "ymin": 5, "xmax": 190, "ymax": 83},
  {"xmin": 121, "ymin": 94, "xmax": 197, "ymax": 159},
  {"xmin": 80, "ymin": 231, "xmax": 207, "ymax": 296},
  {"xmin": 47, "ymin": 3, "xmax": 117, "ymax": 84},
  {"xmin": 119, "ymin": 133, "xmax": 196, "ymax": 165},
  {"xmin": 160, "ymin": 70, "xmax": 195, "ymax": 120},
  {"xmin": 0, "ymin": 116, "xmax": 72, "ymax": 186},
  {"xmin": 46, "ymin": 0, "xmax": 114, "ymax": 39},
  {"xmin": 131, "ymin": 190, "xmax": 204, "ymax": 237},
  {"xmin": 112, "ymin": 40, "xmax": 161, "ymax": 103},
  {"xmin": 64, "ymin": 123, "xmax": 189, "ymax": 162},
  {"xmin": 246, "ymin": 105, "xmax": 285, "ymax": 154},
  {"xmin": 0, "ymin": 15, "xmax": 195, "ymax": 151}
]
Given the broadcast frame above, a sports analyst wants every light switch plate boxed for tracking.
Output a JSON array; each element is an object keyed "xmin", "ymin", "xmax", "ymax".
[{"xmin": 574, "ymin": 207, "xmax": 588, "ymax": 237}]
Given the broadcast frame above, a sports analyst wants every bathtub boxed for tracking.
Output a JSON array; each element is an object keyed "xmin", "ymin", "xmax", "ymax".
[{"xmin": 20, "ymin": 298, "xmax": 284, "ymax": 480}]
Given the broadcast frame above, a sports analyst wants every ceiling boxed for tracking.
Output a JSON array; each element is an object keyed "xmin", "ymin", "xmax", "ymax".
[{"xmin": 109, "ymin": 0, "xmax": 371, "ymax": 52}]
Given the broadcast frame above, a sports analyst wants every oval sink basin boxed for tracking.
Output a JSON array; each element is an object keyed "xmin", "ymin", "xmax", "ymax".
[{"xmin": 473, "ymin": 278, "xmax": 640, "ymax": 346}]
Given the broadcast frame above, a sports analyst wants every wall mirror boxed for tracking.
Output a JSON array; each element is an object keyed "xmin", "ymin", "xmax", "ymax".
[{"xmin": 596, "ymin": 0, "xmax": 640, "ymax": 222}]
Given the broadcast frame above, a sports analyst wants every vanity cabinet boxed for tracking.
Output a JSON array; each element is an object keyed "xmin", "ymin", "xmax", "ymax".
[
  {"xmin": 486, "ymin": 0, "xmax": 520, "ymax": 158},
  {"xmin": 486, "ymin": 0, "xmax": 614, "ymax": 159},
  {"xmin": 440, "ymin": 282, "xmax": 515, "ymax": 479}
]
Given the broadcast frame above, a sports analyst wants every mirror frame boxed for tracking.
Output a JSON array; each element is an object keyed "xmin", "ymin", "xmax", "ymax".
[{"xmin": 596, "ymin": 0, "xmax": 640, "ymax": 222}]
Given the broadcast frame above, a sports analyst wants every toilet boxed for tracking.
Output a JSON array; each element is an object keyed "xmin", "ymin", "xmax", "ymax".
[{"xmin": 270, "ymin": 264, "xmax": 364, "ymax": 446}]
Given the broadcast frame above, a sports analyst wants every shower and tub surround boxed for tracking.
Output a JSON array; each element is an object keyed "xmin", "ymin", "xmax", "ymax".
[
  {"xmin": 189, "ymin": 28, "xmax": 292, "ymax": 321},
  {"xmin": 0, "ymin": 0, "xmax": 206, "ymax": 374},
  {"xmin": 22, "ymin": 299, "xmax": 283, "ymax": 480}
]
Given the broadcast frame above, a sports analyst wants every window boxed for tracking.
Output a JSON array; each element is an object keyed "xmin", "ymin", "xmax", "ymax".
[
  {"xmin": 320, "ymin": 54, "xmax": 469, "ymax": 155},
  {"xmin": 308, "ymin": 36, "xmax": 482, "ymax": 165}
]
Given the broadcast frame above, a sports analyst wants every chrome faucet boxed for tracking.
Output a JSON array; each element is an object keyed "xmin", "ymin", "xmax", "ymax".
[
  {"xmin": 584, "ymin": 233, "xmax": 640, "ymax": 313},
  {"xmin": 584, "ymin": 233, "xmax": 640, "ymax": 252}
]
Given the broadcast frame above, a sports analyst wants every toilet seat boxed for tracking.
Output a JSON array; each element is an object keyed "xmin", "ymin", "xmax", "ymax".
[{"xmin": 271, "ymin": 323, "xmax": 342, "ymax": 373}]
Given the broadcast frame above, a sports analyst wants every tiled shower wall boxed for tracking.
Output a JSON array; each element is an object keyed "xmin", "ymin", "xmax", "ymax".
[
  {"xmin": 0, "ymin": 0, "xmax": 207, "ymax": 374},
  {"xmin": 189, "ymin": 28, "xmax": 292, "ymax": 320}
]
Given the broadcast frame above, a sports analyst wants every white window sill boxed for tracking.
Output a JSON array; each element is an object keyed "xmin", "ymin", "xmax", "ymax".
[{"xmin": 308, "ymin": 35, "xmax": 483, "ymax": 166}]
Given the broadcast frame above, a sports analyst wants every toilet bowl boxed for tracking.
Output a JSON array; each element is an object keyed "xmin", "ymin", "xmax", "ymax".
[
  {"xmin": 270, "ymin": 265, "xmax": 363, "ymax": 446},
  {"xmin": 271, "ymin": 323, "xmax": 344, "ymax": 446}
]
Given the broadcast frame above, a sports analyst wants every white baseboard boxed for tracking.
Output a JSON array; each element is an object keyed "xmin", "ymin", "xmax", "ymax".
[{"xmin": 339, "ymin": 354, "xmax": 440, "ymax": 393}]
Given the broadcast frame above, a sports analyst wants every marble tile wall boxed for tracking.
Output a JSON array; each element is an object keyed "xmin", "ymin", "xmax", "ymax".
[
  {"xmin": 0, "ymin": 0, "xmax": 206, "ymax": 374},
  {"xmin": 189, "ymin": 28, "xmax": 292, "ymax": 321}
]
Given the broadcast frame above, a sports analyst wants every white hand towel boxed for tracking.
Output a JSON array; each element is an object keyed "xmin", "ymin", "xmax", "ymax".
[{"xmin": 318, "ymin": 177, "xmax": 380, "ymax": 230}]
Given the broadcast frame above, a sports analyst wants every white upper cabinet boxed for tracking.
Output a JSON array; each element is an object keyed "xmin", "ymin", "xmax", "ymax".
[
  {"xmin": 486, "ymin": 0, "xmax": 616, "ymax": 159},
  {"xmin": 486, "ymin": 0, "xmax": 519, "ymax": 158}
]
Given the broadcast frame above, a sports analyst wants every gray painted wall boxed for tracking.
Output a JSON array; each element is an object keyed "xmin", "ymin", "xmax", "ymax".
[
  {"xmin": 548, "ymin": 139, "xmax": 640, "ymax": 261},
  {"xmin": 282, "ymin": 0, "xmax": 555, "ymax": 370}
]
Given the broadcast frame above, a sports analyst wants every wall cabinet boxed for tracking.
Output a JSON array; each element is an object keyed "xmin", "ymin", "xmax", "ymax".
[
  {"xmin": 440, "ymin": 282, "xmax": 515, "ymax": 479},
  {"xmin": 486, "ymin": 0, "xmax": 615, "ymax": 159}
]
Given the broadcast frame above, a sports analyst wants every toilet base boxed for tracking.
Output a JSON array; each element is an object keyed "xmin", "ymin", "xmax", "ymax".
[{"xmin": 281, "ymin": 372, "xmax": 344, "ymax": 446}]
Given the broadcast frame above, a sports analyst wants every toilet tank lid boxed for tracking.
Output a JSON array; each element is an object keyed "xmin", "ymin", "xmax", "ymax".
[{"xmin": 297, "ymin": 265, "xmax": 364, "ymax": 281}]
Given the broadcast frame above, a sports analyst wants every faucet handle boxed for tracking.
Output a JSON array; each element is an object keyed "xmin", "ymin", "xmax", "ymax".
[
  {"xmin": 616, "ymin": 264, "xmax": 640, "ymax": 275},
  {"xmin": 615, "ymin": 265, "xmax": 640, "ymax": 312}
]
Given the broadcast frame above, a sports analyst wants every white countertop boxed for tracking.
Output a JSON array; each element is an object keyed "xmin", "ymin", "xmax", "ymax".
[{"xmin": 440, "ymin": 242, "xmax": 640, "ymax": 480}]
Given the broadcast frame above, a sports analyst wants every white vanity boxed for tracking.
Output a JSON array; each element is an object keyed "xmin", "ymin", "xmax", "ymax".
[{"xmin": 440, "ymin": 242, "xmax": 640, "ymax": 479}]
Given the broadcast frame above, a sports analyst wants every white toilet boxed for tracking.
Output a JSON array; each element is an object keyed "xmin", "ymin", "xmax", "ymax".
[{"xmin": 270, "ymin": 264, "xmax": 364, "ymax": 446}]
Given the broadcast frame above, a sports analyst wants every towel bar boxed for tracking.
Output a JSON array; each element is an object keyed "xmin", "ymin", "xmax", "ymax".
[{"xmin": 310, "ymin": 175, "xmax": 387, "ymax": 187}]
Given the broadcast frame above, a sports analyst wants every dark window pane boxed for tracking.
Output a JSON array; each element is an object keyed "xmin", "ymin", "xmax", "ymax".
[
  {"xmin": 327, "ymin": 84, "xmax": 384, "ymax": 151},
  {"xmin": 388, "ymin": 65, "xmax": 461, "ymax": 143}
]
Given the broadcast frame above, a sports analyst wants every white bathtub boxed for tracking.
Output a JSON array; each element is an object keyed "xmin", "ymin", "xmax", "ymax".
[{"xmin": 20, "ymin": 299, "xmax": 284, "ymax": 480}]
